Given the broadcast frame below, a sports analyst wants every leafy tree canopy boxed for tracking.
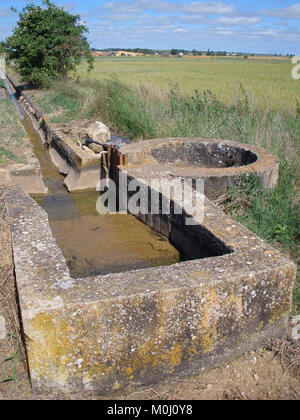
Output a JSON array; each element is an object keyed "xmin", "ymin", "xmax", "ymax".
[{"xmin": 6, "ymin": 0, "xmax": 94, "ymax": 87}]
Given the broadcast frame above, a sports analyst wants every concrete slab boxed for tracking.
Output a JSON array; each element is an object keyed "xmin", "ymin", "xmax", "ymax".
[{"xmin": 0, "ymin": 164, "xmax": 48, "ymax": 194}]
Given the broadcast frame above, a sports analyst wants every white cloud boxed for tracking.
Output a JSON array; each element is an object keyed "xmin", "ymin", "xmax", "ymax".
[
  {"xmin": 98, "ymin": 1, "xmax": 260, "ymax": 28},
  {"xmin": 175, "ymin": 14, "xmax": 205, "ymax": 24},
  {"xmin": 104, "ymin": 1, "xmax": 235, "ymax": 15},
  {"xmin": 168, "ymin": 1, "xmax": 235, "ymax": 14},
  {"xmin": 103, "ymin": 0, "xmax": 162, "ymax": 14},
  {"xmin": 58, "ymin": 3, "xmax": 76, "ymax": 12},
  {"xmin": 261, "ymin": 4, "xmax": 300, "ymax": 19},
  {"xmin": 217, "ymin": 16, "xmax": 261, "ymax": 26}
]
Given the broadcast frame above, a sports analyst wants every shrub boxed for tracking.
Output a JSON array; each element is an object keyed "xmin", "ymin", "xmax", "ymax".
[{"xmin": 6, "ymin": 1, "xmax": 94, "ymax": 87}]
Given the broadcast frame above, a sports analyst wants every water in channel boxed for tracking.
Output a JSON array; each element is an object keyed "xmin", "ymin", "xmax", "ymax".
[{"xmin": 21, "ymin": 114, "xmax": 179, "ymax": 278}]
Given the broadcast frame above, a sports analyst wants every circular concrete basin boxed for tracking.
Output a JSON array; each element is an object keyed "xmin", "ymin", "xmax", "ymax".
[
  {"xmin": 119, "ymin": 138, "xmax": 279, "ymax": 199},
  {"xmin": 150, "ymin": 139, "xmax": 258, "ymax": 168}
]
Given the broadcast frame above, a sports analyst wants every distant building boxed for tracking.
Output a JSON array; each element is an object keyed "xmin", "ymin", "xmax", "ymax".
[
  {"xmin": 92, "ymin": 50, "xmax": 144, "ymax": 57},
  {"xmin": 114, "ymin": 51, "xmax": 143, "ymax": 57},
  {"xmin": 92, "ymin": 51, "xmax": 109, "ymax": 57}
]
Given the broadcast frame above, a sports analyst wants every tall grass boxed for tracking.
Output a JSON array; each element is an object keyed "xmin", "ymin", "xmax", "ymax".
[
  {"xmin": 0, "ymin": 98, "xmax": 26, "ymax": 164},
  {"xmin": 223, "ymin": 166, "xmax": 300, "ymax": 313},
  {"xmin": 42, "ymin": 77, "xmax": 299, "ymax": 173}
]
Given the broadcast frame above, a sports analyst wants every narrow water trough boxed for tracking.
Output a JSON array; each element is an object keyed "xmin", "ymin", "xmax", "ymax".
[
  {"xmin": 21, "ymin": 114, "xmax": 180, "ymax": 278},
  {"xmin": 3, "ymin": 75, "xmax": 297, "ymax": 394}
]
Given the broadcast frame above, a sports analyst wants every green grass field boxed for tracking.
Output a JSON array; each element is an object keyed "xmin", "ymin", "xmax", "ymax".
[{"xmin": 77, "ymin": 56, "xmax": 298, "ymax": 113}]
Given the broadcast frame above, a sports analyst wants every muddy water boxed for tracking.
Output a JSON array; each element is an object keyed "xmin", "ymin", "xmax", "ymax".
[
  {"xmin": 22, "ymin": 116, "xmax": 179, "ymax": 278},
  {"xmin": 33, "ymin": 191, "xmax": 179, "ymax": 277}
]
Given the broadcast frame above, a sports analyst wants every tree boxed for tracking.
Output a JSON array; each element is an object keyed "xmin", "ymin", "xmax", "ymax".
[{"xmin": 6, "ymin": 1, "xmax": 94, "ymax": 87}]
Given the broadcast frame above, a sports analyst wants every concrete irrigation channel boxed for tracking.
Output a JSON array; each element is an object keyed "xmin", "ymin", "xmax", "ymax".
[{"xmin": 1, "ymin": 74, "xmax": 297, "ymax": 394}]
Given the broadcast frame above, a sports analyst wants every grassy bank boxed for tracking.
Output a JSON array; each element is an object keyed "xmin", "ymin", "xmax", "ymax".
[
  {"xmin": 0, "ymin": 98, "xmax": 26, "ymax": 164},
  {"xmin": 30, "ymin": 77, "xmax": 300, "ymax": 310},
  {"xmin": 219, "ymin": 168, "xmax": 300, "ymax": 313},
  {"xmin": 31, "ymin": 77, "xmax": 300, "ymax": 156}
]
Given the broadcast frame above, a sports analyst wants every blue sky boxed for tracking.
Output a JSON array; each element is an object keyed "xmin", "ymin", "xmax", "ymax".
[{"xmin": 0, "ymin": 1, "xmax": 299, "ymax": 54}]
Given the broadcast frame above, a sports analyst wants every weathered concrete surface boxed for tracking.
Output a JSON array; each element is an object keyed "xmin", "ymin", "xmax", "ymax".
[
  {"xmin": 21, "ymin": 104, "xmax": 102, "ymax": 192},
  {"xmin": 1, "ymin": 162, "xmax": 48, "ymax": 194},
  {"xmin": 5, "ymin": 186, "xmax": 296, "ymax": 394},
  {"xmin": 48, "ymin": 145, "xmax": 102, "ymax": 192},
  {"xmin": 120, "ymin": 138, "xmax": 279, "ymax": 199},
  {"xmin": 5, "ymin": 74, "xmax": 102, "ymax": 192}
]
